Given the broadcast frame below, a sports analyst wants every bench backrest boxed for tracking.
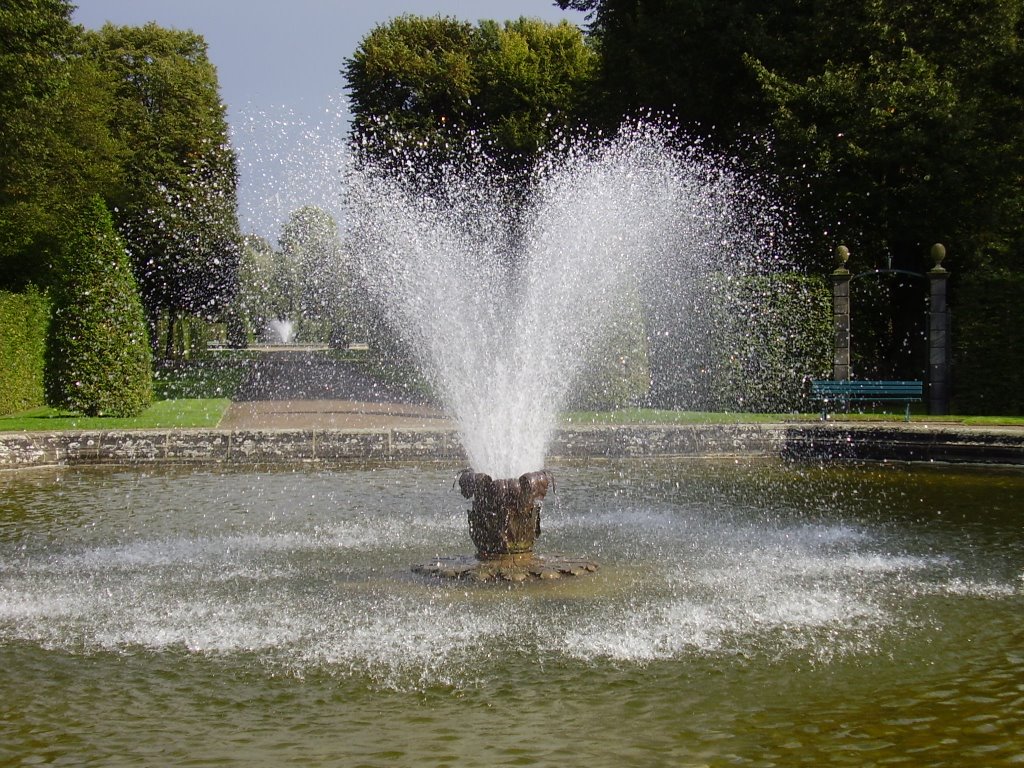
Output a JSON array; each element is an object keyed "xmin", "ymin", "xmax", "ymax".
[{"xmin": 811, "ymin": 380, "xmax": 923, "ymax": 397}]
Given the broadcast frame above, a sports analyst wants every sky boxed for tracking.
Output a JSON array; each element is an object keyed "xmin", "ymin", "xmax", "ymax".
[{"xmin": 72, "ymin": 1, "xmax": 586, "ymax": 240}]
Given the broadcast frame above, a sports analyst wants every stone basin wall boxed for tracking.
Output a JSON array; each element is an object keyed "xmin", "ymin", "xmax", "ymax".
[{"xmin": 1, "ymin": 423, "xmax": 1023, "ymax": 469}]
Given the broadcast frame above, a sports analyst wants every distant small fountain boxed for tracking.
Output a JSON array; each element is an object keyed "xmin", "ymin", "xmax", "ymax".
[
  {"xmin": 265, "ymin": 317, "xmax": 295, "ymax": 344},
  {"xmin": 347, "ymin": 122, "xmax": 781, "ymax": 579}
]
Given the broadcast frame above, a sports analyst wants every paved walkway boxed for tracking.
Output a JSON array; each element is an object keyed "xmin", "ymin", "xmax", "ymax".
[
  {"xmin": 220, "ymin": 352, "xmax": 453, "ymax": 430},
  {"xmin": 219, "ymin": 399, "xmax": 453, "ymax": 430}
]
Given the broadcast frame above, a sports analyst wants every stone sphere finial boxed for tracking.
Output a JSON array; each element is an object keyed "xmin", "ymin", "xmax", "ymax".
[
  {"xmin": 834, "ymin": 245, "xmax": 850, "ymax": 271},
  {"xmin": 930, "ymin": 243, "xmax": 947, "ymax": 272}
]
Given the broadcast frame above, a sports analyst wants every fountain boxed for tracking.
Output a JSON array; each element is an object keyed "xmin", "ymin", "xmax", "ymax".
[
  {"xmin": 413, "ymin": 467, "xmax": 599, "ymax": 581},
  {"xmin": 3, "ymin": 119, "xmax": 1020, "ymax": 765},
  {"xmin": 264, "ymin": 317, "xmax": 295, "ymax": 344},
  {"xmin": 345, "ymin": 122, "xmax": 779, "ymax": 576}
]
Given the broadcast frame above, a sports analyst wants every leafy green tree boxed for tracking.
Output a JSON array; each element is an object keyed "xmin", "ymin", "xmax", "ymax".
[
  {"xmin": 233, "ymin": 235, "xmax": 279, "ymax": 341},
  {"xmin": 0, "ymin": 0, "xmax": 122, "ymax": 288},
  {"xmin": 0, "ymin": 0, "xmax": 76, "ymax": 285},
  {"xmin": 472, "ymin": 18, "xmax": 598, "ymax": 160},
  {"xmin": 345, "ymin": 15, "xmax": 476, "ymax": 160},
  {"xmin": 749, "ymin": 1, "xmax": 1024, "ymax": 274},
  {"xmin": 745, "ymin": 1, "xmax": 1024, "ymax": 395},
  {"xmin": 279, "ymin": 206, "xmax": 346, "ymax": 328},
  {"xmin": 555, "ymin": 0, "xmax": 825, "ymax": 143},
  {"xmin": 561, "ymin": 0, "xmax": 1023, "ymax": 274},
  {"xmin": 45, "ymin": 197, "xmax": 152, "ymax": 417},
  {"xmin": 344, "ymin": 15, "xmax": 597, "ymax": 175},
  {"xmin": 84, "ymin": 23, "xmax": 241, "ymax": 357}
]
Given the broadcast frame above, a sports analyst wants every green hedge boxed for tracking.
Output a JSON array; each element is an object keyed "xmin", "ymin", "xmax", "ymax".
[
  {"xmin": 0, "ymin": 286, "xmax": 50, "ymax": 415},
  {"xmin": 570, "ymin": 290, "xmax": 651, "ymax": 410},
  {"xmin": 953, "ymin": 271, "xmax": 1024, "ymax": 415},
  {"xmin": 44, "ymin": 197, "xmax": 152, "ymax": 417},
  {"xmin": 648, "ymin": 272, "xmax": 833, "ymax": 412}
]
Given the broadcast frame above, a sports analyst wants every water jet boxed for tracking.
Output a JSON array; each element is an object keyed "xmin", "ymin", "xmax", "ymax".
[
  {"xmin": 264, "ymin": 317, "xmax": 295, "ymax": 344},
  {"xmin": 345, "ymin": 123, "xmax": 781, "ymax": 573}
]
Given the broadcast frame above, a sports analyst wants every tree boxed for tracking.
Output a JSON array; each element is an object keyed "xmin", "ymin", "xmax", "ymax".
[
  {"xmin": 45, "ymin": 197, "xmax": 152, "ymax": 416},
  {"xmin": 749, "ymin": 0, "xmax": 1024, "ymax": 275},
  {"xmin": 0, "ymin": 0, "xmax": 76, "ymax": 286},
  {"xmin": 84, "ymin": 23, "xmax": 241, "ymax": 358},
  {"xmin": 555, "ymin": 0, "xmax": 825, "ymax": 144},
  {"xmin": 233, "ymin": 234, "xmax": 279, "ymax": 341},
  {"xmin": 345, "ymin": 15, "xmax": 476, "ymax": 162},
  {"xmin": 560, "ymin": 0, "xmax": 1024, "ymax": 274},
  {"xmin": 0, "ymin": 0, "xmax": 122, "ymax": 289},
  {"xmin": 472, "ymin": 18, "xmax": 598, "ymax": 161},
  {"xmin": 344, "ymin": 15, "xmax": 597, "ymax": 176},
  {"xmin": 278, "ymin": 206, "xmax": 346, "ymax": 329}
]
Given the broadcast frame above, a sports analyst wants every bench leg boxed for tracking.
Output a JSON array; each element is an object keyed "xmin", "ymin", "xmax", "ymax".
[{"xmin": 904, "ymin": 402, "xmax": 910, "ymax": 422}]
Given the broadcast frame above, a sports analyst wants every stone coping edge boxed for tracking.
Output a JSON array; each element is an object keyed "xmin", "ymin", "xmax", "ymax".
[{"xmin": 1, "ymin": 422, "xmax": 1022, "ymax": 469}]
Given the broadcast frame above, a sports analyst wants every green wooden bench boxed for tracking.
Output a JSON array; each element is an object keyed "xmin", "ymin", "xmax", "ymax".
[{"xmin": 810, "ymin": 379, "xmax": 923, "ymax": 422}]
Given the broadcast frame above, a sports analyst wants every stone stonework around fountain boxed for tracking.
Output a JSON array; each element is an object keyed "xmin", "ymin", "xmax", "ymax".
[{"xmin": 2, "ymin": 423, "xmax": 1024, "ymax": 469}]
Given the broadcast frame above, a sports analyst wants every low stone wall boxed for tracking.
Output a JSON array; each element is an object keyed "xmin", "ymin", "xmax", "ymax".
[
  {"xmin": 1, "ymin": 422, "xmax": 1022, "ymax": 469},
  {"xmin": 781, "ymin": 423, "xmax": 1024, "ymax": 465}
]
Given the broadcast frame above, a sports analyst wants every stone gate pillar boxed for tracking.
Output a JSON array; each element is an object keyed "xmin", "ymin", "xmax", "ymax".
[
  {"xmin": 832, "ymin": 245, "xmax": 852, "ymax": 381},
  {"xmin": 928, "ymin": 243, "xmax": 951, "ymax": 415}
]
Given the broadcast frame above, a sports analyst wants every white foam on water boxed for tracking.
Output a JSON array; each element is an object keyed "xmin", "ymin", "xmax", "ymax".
[{"xmin": 2, "ymin": 471, "xmax": 1019, "ymax": 686}]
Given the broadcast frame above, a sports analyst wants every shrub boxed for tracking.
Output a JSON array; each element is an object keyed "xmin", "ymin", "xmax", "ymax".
[
  {"xmin": 0, "ymin": 286, "xmax": 49, "ymax": 415},
  {"xmin": 570, "ymin": 292, "xmax": 651, "ymax": 410},
  {"xmin": 648, "ymin": 272, "xmax": 832, "ymax": 412},
  {"xmin": 45, "ymin": 197, "xmax": 152, "ymax": 416}
]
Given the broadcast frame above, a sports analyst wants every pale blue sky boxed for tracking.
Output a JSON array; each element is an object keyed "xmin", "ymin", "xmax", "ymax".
[{"xmin": 73, "ymin": 1, "xmax": 585, "ymax": 238}]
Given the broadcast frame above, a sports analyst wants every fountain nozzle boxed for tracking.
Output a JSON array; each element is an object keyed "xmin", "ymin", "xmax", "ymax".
[{"xmin": 457, "ymin": 469, "xmax": 553, "ymax": 558}]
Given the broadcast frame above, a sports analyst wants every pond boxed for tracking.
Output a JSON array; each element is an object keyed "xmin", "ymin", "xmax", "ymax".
[{"xmin": 1, "ymin": 458, "xmax": 1021, "ymax": 766}]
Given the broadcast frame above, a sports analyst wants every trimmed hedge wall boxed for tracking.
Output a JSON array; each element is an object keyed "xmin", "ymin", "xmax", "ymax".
[
  {"xmin": 648, "ymin": 272, "xmax": 833, "ymax": 412},
  {"xmin": 44, "ymin": 197, "xmax": 153, "ymax": 417},
  {"xmin": 0, "ymin": 286, "xmax": 50, "ymax": 415}
]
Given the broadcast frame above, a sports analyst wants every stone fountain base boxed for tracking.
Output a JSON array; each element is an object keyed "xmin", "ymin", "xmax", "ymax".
[
  {"xmin": 412, "ymin": 553, "xmax": 599, "ymax": 583},
  {"xmin": 412, "ymin": 468, "xmax": 598, "ymax": 582}
]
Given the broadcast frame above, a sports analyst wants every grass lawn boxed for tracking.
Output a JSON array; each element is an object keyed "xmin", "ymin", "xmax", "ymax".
[
  {"xmin": 0, "ymin": 398, "xmax": 230, "ymax": 432},
  {"xmin": 562, "ymin": 409, "xmax": 792, "ymax": 425},
  {"xmin": 2, "ymin": 401, "xmax": 1021, "ymax": 433}
]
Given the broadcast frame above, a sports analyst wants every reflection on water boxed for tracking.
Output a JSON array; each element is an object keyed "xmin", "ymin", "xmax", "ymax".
[{"xmin": 1, "ymin": 459, "xmax": 1021, "ymax": 766}]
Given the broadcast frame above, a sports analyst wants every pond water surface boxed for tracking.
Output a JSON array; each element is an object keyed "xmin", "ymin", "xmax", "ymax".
[{"xmin": 1, "ymin": 459, "xmax": 1021, "ymax": 766}]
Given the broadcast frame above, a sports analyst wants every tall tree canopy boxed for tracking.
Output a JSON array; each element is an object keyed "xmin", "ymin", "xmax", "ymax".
[
  {"xmin": 556, "ymin": 0, "xmax": 826, "ymax": 143},
  {"xmin": 750, "ymin": 0, "xmax": 1024, "ymax": 274},
  {"xmin": 84, "ymin": 23, "xmax": 241, "ymax": 355},
  {"xmin": 560, "ymin": 0, "xmax": 1024, "ymax": 274},
  {"xmin": 0, "ymin": 0, "xmax": 121, "ymax": 288},
  {"xmin": 279, "ymin": 206, "xmax": 345, "ymax": 325},
  {"xmin": 344, "ymin": 15, "xmax": 597, "ymax": 175}
]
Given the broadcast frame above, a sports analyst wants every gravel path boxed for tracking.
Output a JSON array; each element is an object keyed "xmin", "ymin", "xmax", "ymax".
[{"xmin": 220, "ymin": 351, "xmax": 452, "ymax": 430}]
